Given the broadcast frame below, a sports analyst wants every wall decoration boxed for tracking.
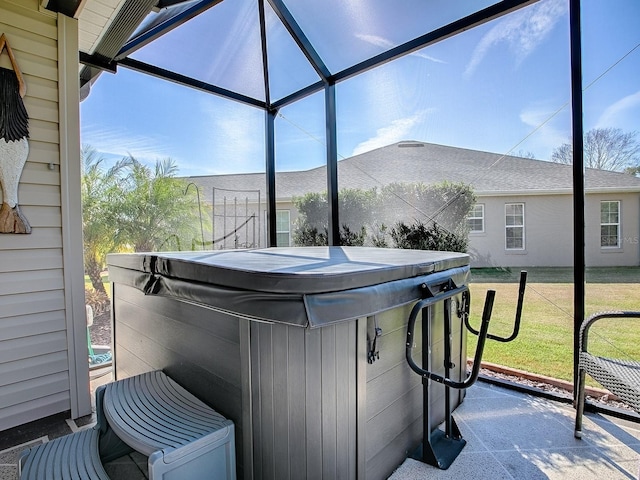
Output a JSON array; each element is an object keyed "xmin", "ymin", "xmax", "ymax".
[{"xmin": 0, "ymin": 33, "xmax": 30, "ymax": 234}]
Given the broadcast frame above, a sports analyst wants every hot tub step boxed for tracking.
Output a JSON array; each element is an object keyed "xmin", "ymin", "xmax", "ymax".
[
  {"xmin": 19, "ymin": 426, "xmax": 109, "ymax": 480},
  {"xmin": 97, "ymin": 370, "xmax": 236, "ymax": 480}
]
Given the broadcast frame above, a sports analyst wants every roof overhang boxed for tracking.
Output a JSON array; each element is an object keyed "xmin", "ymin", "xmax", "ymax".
[
  {"xmin": 476, "ymin": 187, "xmax": 640, "ymax": 197},
  {"xmin": 41, "ymin": 0, "xmax": 84, "ymax": 18},
  {"xmin": 74, "ymin": 0, "xmax": 214, "ymax": 99}
]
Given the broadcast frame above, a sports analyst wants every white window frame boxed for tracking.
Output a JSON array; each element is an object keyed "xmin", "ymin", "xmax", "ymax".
[
  {"xmin": 276, "ymin": 210, "xmax": 291, "ymax": 247},
  {"xmin": 505, "ymin": 203, "xmax": 525, "ymax": 250},
  {"xmin": 467, "ymin": 204, "xmax": 485, "ymax": 233},
  {"xmin": 600, "ymin": 200, "xmax": 621, "ymax": 248}
]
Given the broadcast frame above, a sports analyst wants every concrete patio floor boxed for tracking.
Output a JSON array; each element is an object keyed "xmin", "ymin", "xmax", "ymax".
[
  {"xmin": 1, "ymin": 373, "xmax": 639, "ymax": 479},
  {"xmin": 388, "ymin": 381, "xmax": 640, "ymax": 479}
]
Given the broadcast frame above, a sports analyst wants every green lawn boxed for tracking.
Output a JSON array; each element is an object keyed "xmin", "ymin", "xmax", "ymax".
[
  {"xmin": 468, "ymin": 267, "xmax": 640, "ymax": 384},
  {"xmin": 84, "ymin": 273, "xmax": 111, "ymax": 297}
]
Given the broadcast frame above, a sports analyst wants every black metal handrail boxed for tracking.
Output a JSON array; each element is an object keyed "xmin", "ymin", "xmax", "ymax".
[
  {"xmin": 403, "ymin": 272, "xmax": 527, "ymax": 470},
  {"xmin": 405, "ymin": 288, "xmax": 495, "ymax": 390},
  {"xmin": 463, "ymin": 270, "xmax": 527, "ymax": 343}
]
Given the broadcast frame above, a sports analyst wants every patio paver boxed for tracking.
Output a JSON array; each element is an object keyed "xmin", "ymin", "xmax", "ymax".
[{"xmin": 388, "ymin": 382, "xmax": 640, "ymax": 479}]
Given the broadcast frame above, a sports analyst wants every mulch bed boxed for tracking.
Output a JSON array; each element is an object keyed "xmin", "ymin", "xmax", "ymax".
[
  {"xmin": 480, "ymin": 367, "xmax": 634, "ymax": 411},
  {"xmin": 88, "ymin": 309, "xmax": 112, "ymax": 347}
]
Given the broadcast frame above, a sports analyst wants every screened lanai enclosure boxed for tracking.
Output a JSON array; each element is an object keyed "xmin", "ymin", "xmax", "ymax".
[
  {"xmin": 3, "ymin": 1, "xmax": 640, "ymax": 477},
  {"xmin": 78, "ymin": 0, "xmax": 640, "ymax": 392},
  {"xmin": 72, "ymin": 0, "xmax": 640, "ymax": 476}
]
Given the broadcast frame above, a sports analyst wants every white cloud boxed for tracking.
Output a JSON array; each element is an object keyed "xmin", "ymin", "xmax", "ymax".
[
  {"xmin": 519, "ymin": 105, "xmax": 569, "ymax": 158},
  {"xmin": 355, "ymin": 33, "xmax": 445, "ymax": 64},
  {"xmin": 83, "ymin": 102, "xmax": 264, "ymax": 176},
  {"xmin": 355, "ymin": 33, "xmax": 391, "ymax": 49},
  {"xmin": 81, "ymin": 124, "xmax": 170, "ymax": 161},
  {"xmin": 200, "ymin": 101, "xmax": 265, "ymax": 174},
  {"xmin": 465, "ymin": 0, "xmax": 567, "ymax": 77},
  {"xmin": 352, "ymin": 113, "xmax": 425, "ymax": 156},
  {"xmin": 596, "ymin": 90, "xmax": 640, "ymax": 128}
]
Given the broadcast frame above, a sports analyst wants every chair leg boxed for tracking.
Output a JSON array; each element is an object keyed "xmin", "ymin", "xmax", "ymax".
[{"xmin": 574, "ymin": 369, "xmax": 586, "ymax": 438}]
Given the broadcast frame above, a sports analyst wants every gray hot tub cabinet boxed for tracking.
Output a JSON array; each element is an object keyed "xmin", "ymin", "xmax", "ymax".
[{"xmin": 107, "ymin": 246, "xmax": 470, "ymax": 480}]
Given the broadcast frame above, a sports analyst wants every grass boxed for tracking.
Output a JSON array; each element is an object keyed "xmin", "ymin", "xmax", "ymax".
[
  {"xmin": 468, "ymin": 266, "xmax": 640, "ymax": 385},
  {"xmin": 471, "ymin": 266, "xmax": 640, "ymax": 283},
  {"xmin": 84, "ymin": 273, "xmax": 111, "ymax": 297}
]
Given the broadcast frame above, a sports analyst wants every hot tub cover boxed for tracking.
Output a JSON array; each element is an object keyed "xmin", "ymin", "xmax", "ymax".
[{"xmin": 107, "ymin": 247, "xmax": 469, "ymax": 328}]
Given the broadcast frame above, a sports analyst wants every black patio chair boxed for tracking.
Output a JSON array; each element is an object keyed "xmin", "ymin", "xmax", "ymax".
[{"xmin": 574, "ymin": 311, "xmax": 640, "ymax": 438}]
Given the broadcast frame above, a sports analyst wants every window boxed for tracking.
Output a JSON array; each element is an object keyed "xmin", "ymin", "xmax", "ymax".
[
  {"xmin": 600, "ymin": 201, "xmax": 620, "ymax": 248},
  {"xmin": 505, "ymin": 203, "xmax": 524, "ymax": 250},
  {"xmin": 276, "ymin": 210, "xmax": 291, "ymax": 247},
  {"xmin": 467, "ymin": 204, "xmax": 485, "ymax": 232}
]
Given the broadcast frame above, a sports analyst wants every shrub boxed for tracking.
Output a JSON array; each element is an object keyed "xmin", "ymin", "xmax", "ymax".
[
  {"xmin": 85, "ymin": 288, "xmax": 110, "ymax": 316},
  {"xmin": 390, "ymin": 220, "xmax": 468, "ymax": 253},
  {"xmin": 292, "ymin": 224, "xmax": 367, "ymax": 246}
]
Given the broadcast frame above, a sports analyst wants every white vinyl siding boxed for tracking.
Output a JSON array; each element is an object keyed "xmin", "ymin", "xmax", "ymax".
[
  {"xmin": 505, "ymin": 203, "xmax": 525, "ymax": 250},
  {"xmin": 600, "ymin": 200, "xmax": 620, "ymax": 248},
  {"xmin": 467, "ymin": 204, "xmax": 485, "ymax": 233},
  {"xmin": 0, "ymin": 1, "xmax": 88, "ymax": 430}
]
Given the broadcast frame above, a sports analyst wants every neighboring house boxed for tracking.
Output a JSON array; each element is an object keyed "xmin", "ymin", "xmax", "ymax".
[{"xmin": 190, "ymin": 141, "xmax": 640, "ymax": 268}]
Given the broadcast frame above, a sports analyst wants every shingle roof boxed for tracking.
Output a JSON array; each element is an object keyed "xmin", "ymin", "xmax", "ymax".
[{"xmin": 189, "ymin": 142, "xmax": 640, "ymax": 201}]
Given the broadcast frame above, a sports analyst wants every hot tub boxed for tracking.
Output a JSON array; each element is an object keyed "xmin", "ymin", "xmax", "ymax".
[{"xmin": 107, "ymin": 246, "xmax": 470, "ymax": 480}]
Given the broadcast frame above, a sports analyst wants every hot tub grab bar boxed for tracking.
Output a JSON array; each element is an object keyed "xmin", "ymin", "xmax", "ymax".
[
  {"xmin": 404, "ymin": 273, "xmax": 527, "ymax": 470},
  {"xmin": 462, "ymin": 270, "xmax": 527, "ymax": 343},
  {"xmin": 406, "ymin": 289, "xmax": 495, "ymax": 389}
]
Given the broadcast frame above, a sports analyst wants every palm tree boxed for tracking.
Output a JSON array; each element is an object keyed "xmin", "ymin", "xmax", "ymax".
[
  {"xmin": 115, "ymin": 156, "xmax": 204, "ymax": 252},
  {"xmin": 81, "ymin": 146, "xmax": 132, "ymax": 295}
]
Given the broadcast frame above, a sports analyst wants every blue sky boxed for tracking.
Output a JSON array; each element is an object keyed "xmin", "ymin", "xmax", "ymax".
[{"xmin": 80, "ymin": 0, "xmax": 640, "ymax": 177}]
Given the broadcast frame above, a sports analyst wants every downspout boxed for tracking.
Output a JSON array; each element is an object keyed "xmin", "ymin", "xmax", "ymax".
[{"xmin": 58, "ymin": 13, "xmax": 92, "ymax": 418}]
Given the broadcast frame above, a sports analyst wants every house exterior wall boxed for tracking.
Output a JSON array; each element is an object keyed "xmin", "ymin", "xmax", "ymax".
[
  {"xmin": 585, "ymin": 192, "xmax": 640, "ymax": 267},
  {"xmin": 468, "ymin": 192, "xmax": 640, "ymax": 268},
  {"xmin": 0, "ymin": 0, "xmax": 89, "ymax": 431},
  {"xmin": 468, "ymin": 194, "xmax": 574, "ymax": 268},
  {"xmin": 208, "ymin": 190, "xmax": 640, "ymax": 269}
]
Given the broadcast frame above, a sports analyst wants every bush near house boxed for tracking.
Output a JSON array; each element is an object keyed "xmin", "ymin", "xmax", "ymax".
[
  {"xmin": 292, "ymin": 181, "xmax": 475, "ymax": 250},
  {"xmin": 294, "ymin": 223, "xmax": 367, "ymax": 246},
  {"xmin": 390, "ymin": 220, "xmax": 468, "ymax": 253}
]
